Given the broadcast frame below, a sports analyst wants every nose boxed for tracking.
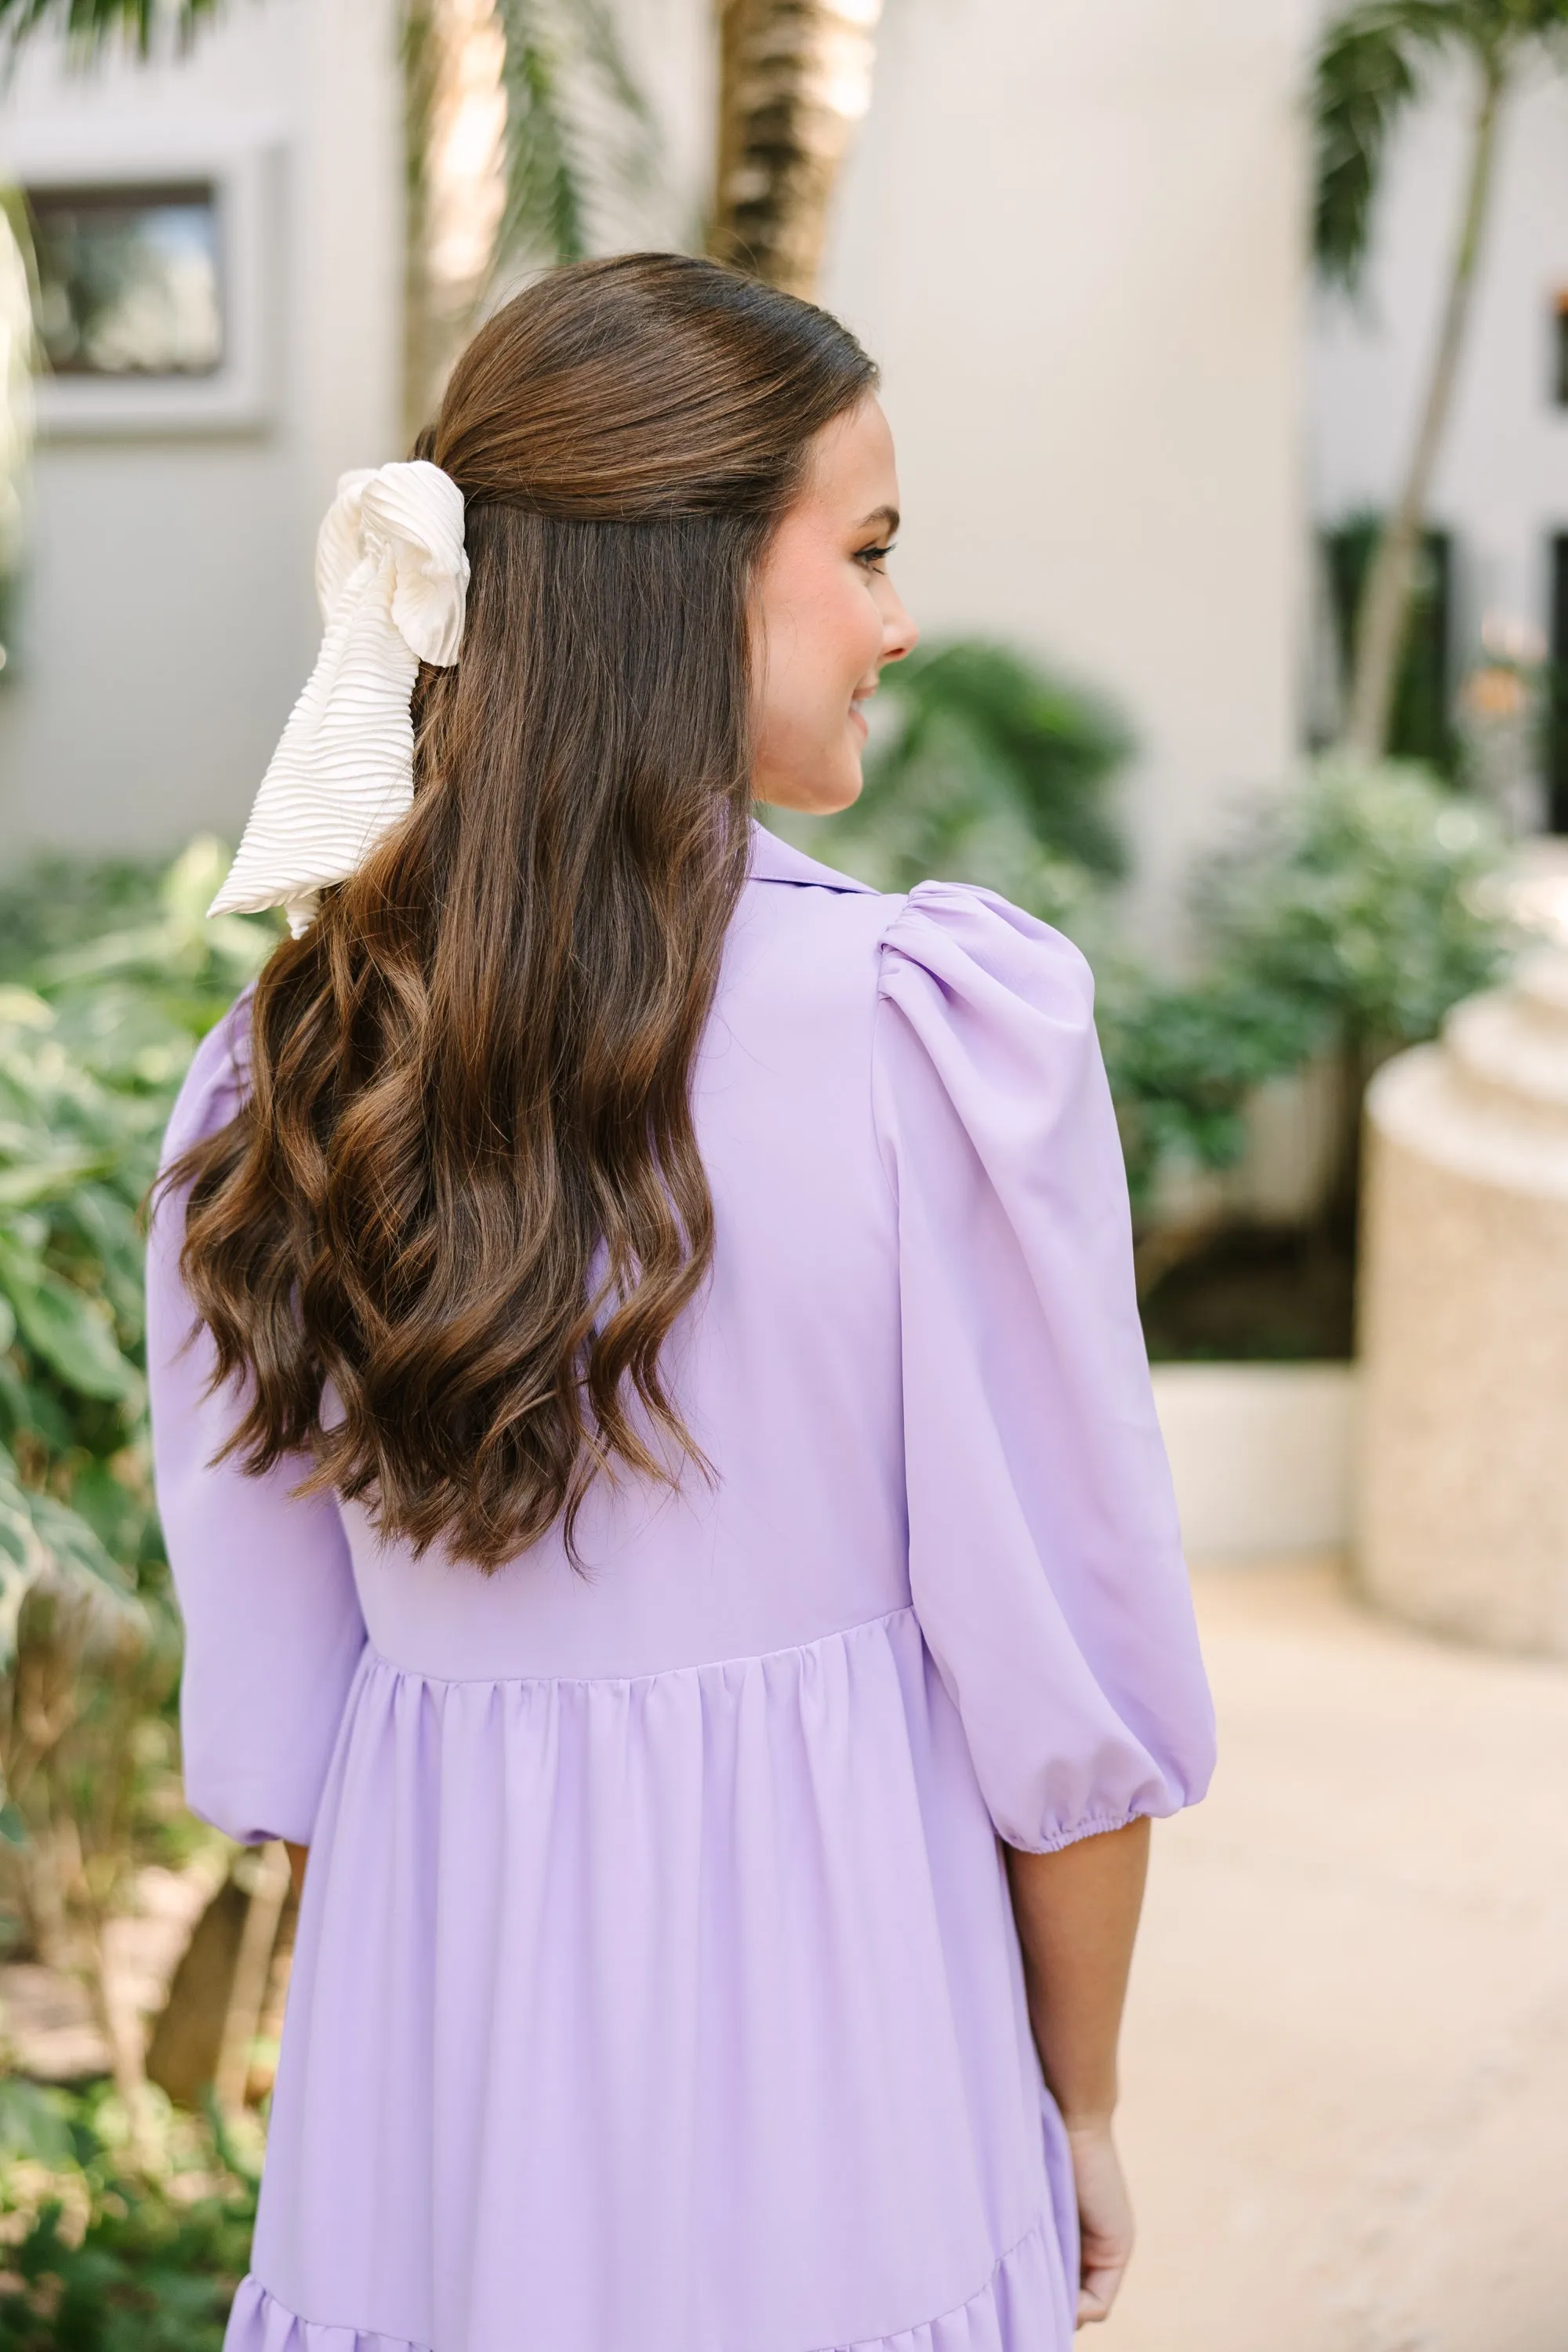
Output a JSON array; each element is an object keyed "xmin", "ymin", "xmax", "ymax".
[{"xmin": 880, "ymin": 583, "xmax": 919, "ymax": 668}]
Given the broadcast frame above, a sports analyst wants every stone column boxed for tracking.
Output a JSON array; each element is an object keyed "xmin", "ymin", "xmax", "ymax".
[{"xmin": 1356, "ymin": 947, "xmax": 1568, "ymax": 1657}]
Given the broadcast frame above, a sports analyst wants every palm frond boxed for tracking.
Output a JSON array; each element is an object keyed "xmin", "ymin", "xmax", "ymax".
[
  {"xmin": 492, "ymin": 0, "xmax": 659, "ymax": 276},
  {"xmin": 1312, "ymin": 2, "xmax": 1462, "ymax": 291},
  {"xmin": 0, "ymin": 0, "xmax": 220, "ymax": 59},
  {"xmin": 495, "ymin": 0, "xmax": 587, "ymax": 267},
  {"xmin": 1466, "ymin": 0, "xmax": 1568, "ymax": 36}
]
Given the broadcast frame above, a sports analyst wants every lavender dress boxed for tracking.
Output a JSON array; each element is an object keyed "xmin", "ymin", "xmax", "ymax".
[{"xmin": 147, "ymin": 826, "xmax": 1214, "ymax": 2352}]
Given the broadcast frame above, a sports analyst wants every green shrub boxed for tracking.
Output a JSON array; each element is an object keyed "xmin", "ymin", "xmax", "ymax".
[
  {"xmin": 1109, "ymin": 758, "xmax": 1512, "ymax": 1211},
  {"xmin": 1096, "ymin": 962, "xmax": 1323, "ymax": 1209},
  {"xmin": 0, "ymin": 2081, "xmax": 256, "ymax": 2350},
  {"xmin": 1194, "ymin": 756, "xmax": 1511, "ymax": 1051},
  {"xmin": 0, "ymin": 840, "xmax": 273, "ymax": 1973},
  {"xmin": 0, "ymin": 836, "xmax": 271, "ymax": 1537},
  {"xmin": 0, "ymin": 838, "xmax": 272, "ymax": 1597},
  {"xmin": 0, "ymin": 861, "xmax": 169, "ymax": 986}
]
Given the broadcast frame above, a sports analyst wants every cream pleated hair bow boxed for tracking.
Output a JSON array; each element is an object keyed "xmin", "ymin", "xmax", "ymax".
[{"xmin": 209, "ymin": 459, "xmax": 470, "ymax": 938}]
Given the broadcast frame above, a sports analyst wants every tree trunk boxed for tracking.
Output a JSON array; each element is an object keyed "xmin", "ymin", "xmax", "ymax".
[
  {"xmin": 1339, "ymin": 55, "xmax": 1506, "ymax": 762},
  {"xmin": 707, "ymin": 0, "xmax": 881, "ymax": 297},
  {"xmin": 215, "ymin": 1839, "xmax": 292, "ymax": 2114},
  {"xmin": 146, "ymin": 1872, "xmax": 249, "ymax": 2109},
  {"xmin": 402, "ymin": 0, "xmax": 509, "ymax": 444}
]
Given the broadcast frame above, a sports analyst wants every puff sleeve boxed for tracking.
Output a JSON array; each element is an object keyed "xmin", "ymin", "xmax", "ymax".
[
  {"xmin": 874, "ymin": 883, "xmax": 1215, "ymax": 1853},
  {"xmin": 146, "ymin": 998, "xmax": 367, "ymax": 1846}
]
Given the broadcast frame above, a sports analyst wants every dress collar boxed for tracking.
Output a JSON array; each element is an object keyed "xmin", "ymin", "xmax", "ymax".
[{"xmin": 746, "ymin": 820, "xmax": 876, "ymax": 895}]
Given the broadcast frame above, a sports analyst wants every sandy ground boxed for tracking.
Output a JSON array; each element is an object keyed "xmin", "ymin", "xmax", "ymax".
[
  {"xmin": 1101, "ymin": 1558, "xmax": 1568, "ymax": 2352},
  {"xmin": 0, "ymin": 1864, "xmax": 215, "ymax": 2082}
]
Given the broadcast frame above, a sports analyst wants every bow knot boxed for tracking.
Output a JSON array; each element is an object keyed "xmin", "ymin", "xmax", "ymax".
[{"xmin": 209, "ymin": 459, "xmax": 470, "ymax": 938}]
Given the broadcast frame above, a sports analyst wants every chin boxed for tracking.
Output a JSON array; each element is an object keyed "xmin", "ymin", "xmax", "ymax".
[
  {"xmin": 756, "ymin": 751, "xmax": 865, "ymax": 817},
  {"xmin": 816, "ymin": 758, "xmax": 866, "ymax": 815}
]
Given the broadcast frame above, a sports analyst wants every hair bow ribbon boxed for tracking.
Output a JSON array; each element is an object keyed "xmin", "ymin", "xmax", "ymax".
[{"xmin": 209, "ymin": 459, "xmax": 469, "ymax": 938}]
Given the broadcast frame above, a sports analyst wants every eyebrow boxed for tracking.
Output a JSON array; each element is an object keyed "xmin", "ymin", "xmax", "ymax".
[{"xmin": 857, "ymin": 505, "xmax": 900, "ymax": 535}]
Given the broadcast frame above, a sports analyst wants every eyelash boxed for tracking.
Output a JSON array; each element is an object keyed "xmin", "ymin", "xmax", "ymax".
[{"xmin": 856, "ymin": 543, "xmax": 895, "ymax": 571}]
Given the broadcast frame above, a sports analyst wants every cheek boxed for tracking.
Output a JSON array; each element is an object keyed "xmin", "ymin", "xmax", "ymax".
[
  {"xmin": 753, "ymin": 551, "xmax": 880, "ymax": 772},
  {"xmin": 801, "ymin": 575, "xmax": 881, "ymax": 703},
  {"xmin": 844, "ymin": 577, "xmax": 885, "ymax": 677}
]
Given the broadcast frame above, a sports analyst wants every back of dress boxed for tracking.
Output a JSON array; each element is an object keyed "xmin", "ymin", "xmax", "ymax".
[{"xmin": 147, "ymin": 825, "xmax": 1214, "ymax": 2352}]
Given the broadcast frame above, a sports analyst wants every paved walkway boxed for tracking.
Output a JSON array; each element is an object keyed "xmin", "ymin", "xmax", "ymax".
[{"xmin": 1102, "ymin": 1559, "xmax": 1568, "ymax": 2352}]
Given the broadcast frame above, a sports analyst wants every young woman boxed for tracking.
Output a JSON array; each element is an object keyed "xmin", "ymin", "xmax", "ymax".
[{"xmin": 148, "ymin": 252, "xmax": 1214, "ymax": 2352}]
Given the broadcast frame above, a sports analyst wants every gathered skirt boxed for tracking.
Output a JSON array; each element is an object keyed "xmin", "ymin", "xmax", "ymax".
[{"xmin": 226, "ymin": 1606, "xmax": 1080, "ymax": 2352}]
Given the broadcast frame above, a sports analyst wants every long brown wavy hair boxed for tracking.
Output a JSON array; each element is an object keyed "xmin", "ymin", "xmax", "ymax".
[{"xmin": 165, "ymin": 253, "xmax": 877, "ymax": 1570}]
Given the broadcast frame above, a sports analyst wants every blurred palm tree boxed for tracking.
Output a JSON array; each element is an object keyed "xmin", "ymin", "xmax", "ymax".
[
  {"xmin": 403, "ymin": 0, "xmax": 657, "ymax": 431},
  {"xmin": 0, "ymin": 0, "xmax": 216, "ymax": 46},
  {"xmin": 707, "ymin": 0, "xmax": 883, "ymax": 296},
  {"xmin": 1314, "ymin": 0, "xmax": 1568, "ymax": 761}
]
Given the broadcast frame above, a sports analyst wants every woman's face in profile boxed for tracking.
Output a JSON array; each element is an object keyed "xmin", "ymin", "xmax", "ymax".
[{"xmin": 750, "ymin": 395, "xmax": 919, "ymax": 815}]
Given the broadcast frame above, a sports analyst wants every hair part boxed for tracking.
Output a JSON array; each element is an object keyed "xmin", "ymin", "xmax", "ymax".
[{"xmin": 166, "ymin": 254, "xmax": 877, "ymax": 1570}]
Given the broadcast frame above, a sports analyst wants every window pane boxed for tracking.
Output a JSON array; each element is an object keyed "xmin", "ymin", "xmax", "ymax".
[{"xmin": 28, "ymin": 182, "xmax": 223, "ymax": 379}]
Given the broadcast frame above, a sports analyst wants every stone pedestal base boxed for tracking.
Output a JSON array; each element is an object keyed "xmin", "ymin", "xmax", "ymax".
[{"xmin": 1357, "ymin": 952, "xmax": 1568, "ymax": 1656}]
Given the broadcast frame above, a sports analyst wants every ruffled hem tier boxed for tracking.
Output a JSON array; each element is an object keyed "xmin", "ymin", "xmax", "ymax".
[
  {"xmin": 226, "ymin": 2276, "xmax": 430, "ymax": 2351},
  {"xmin": 226, "ymin": 2207, "xmax": 1065, "ymax": 2352}
]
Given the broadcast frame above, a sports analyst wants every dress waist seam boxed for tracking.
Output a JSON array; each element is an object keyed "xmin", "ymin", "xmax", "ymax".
[{"xmin": 355, "ymin": 1600, "xmax": 920, "ymax": 1692}]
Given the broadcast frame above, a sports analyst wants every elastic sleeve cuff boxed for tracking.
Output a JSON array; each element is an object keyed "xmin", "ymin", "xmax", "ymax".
[{"xmin": 997, "ymin": 1809, "xmax": 1155, "ymax": 1857}]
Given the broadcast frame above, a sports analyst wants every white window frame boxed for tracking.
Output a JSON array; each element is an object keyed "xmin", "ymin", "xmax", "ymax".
[{"xmin": 1, "ymin": 118, "xmax": 283, "ymax": 437}]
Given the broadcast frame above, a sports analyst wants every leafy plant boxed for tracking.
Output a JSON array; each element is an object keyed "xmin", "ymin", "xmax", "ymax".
[
  {"xmin": 1096, "ymin": 962, "xmax": 1321, "ymax": 1212},
  {"xmin": 1195, "ymin": 757, "xmax": 1509, "ymax": 1052},
  {"xmin": 1114, "ymin": 757, "xmax": 1512, "ymax": 1233},
  {"xmin": 0, "ymin": 840, "xmax": 270, "ymax": 1515},
  {"xmin": 0, "ymin": 858, "xmax": 166, "ymax": 986},
  {"xmin": 0, "ymin": 841, "xmax": 271, "ymax": 2133},
  {"xmin": 768, "ymin": 637, "xmax": 1131, "ymax": 931},
  {"xmin": 0, "ymin": 2079, "xmax": 256, "ymax": 2350}
]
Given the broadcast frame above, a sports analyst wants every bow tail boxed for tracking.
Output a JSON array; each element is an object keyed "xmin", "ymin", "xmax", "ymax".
[{"xmin": 209, "ymin": 569, "xmax": 420, "ymax": 935}]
